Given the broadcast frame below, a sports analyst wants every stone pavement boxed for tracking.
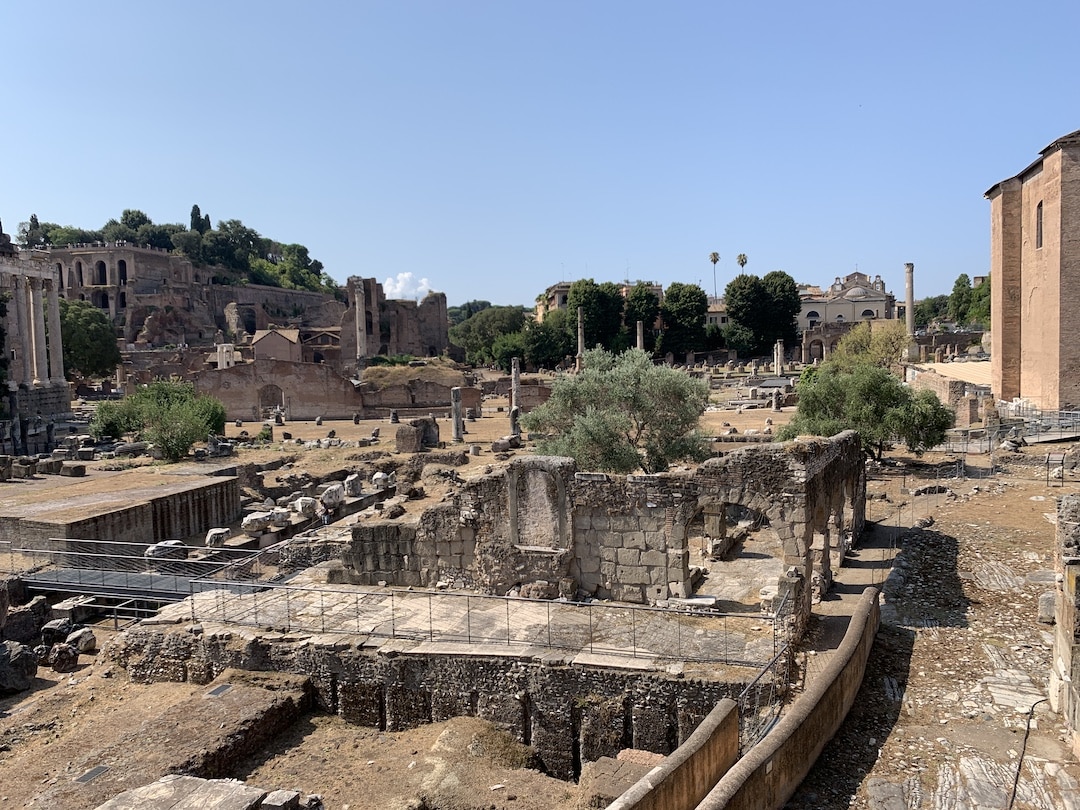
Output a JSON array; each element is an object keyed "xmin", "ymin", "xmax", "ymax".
[{"xmin": 789, "ymin": 477, "xmax": 1080, "ymax": 810}]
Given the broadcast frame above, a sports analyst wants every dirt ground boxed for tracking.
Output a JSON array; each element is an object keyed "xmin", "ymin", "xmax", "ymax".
[{"xmin": 9, "ymin": 394, "xmax": 1080, "ymax": 808}]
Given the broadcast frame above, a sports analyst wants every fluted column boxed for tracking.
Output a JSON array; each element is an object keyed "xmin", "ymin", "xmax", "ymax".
[
  {"xmin": 13, "ymin": 276, "xmax": 32, "ymax": 386},
  {"xmin": 29, "ymin": 276, "xmax": 48, "ymax": 385},
  {"xmin": 45, "ymin": 278, "xmax": 65, "ymax": 383}
]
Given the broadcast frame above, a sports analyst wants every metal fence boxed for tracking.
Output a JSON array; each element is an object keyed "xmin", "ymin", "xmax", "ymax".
[{"xmin": 185, "ymin": 576, "xmax": 784, "ymax": 667}]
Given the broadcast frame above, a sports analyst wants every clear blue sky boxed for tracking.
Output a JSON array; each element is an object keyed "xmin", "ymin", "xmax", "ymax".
[{"xmin": 3, "ymin": 1, "xmax": 1076, "ymax": 307}]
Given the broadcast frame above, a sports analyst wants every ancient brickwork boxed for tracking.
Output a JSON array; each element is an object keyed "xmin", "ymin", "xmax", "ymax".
[
  {"xmin": 908, "ymin": 368, "xmax": 968, "ymax": 410},
  {"xmin": 988, "ymin": 130, "xmax": 1080, "ymax": 409}
]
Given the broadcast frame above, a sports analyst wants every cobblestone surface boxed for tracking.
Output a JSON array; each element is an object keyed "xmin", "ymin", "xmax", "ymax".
[{"xmin": 789, "ymin": 464, "xmax": 1080, "ymax": 810}]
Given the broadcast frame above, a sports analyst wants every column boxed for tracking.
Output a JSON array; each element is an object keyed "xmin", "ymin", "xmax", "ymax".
[
  {"xmin": 45, "ymin": 278, "xmax": 65, "ymax": 383},
  {"xmin": 636, "ymin": 320, "xmax": 644, "ymax": 351},
  {"xmin": 511, "ymin": 357, "xmax": 521, "ymax": 412},
  {"xmin": 576, "ymin": 306, "xmax": 584, "ymax": 372},
  {"xmin": 354, "ymin": 279, "xmax": 368, "ymax": 367},
  {"xmin": 12, "ymin": 276, "xmax": 32, "ymax": 386},
  {"xmin": 904, "ymin": 263, "xmax": 915, "ymax": 337},
  {"xmin": 451, "ymin": 387, "xmax": 463, "ymax": 443},
  {"xmin": 29, "ymin": 277, "xmax": 48, "ymax": 385}
]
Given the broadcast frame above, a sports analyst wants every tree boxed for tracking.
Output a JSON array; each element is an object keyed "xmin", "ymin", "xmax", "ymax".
[
  {"xmin": 448, "ymin": 306, "xmax": 528, "ymax": 364},
  {"xmin": 566, "ymin": 279, "xmax": 625, "ymax": 351},
  {"xmin": 913, "ymin": 295, "xmax": 948, "ymax": 329},
  {"xmin": 968, "ymin": 275, "xmax": 990, "ymax": 327},
  {"xmin": 826, "ymin": 320, "xmax": 909, "ymax": 370},
  {"xmin": 16, "ymin": 215, "xmax": 46, "ymax": 247},
  {"xmin": 657, "ymin": 282, "xmax": 707, "ymax": 358},
  {"xmin": 724, "ymin": 271, "xmax": 799, "ymax": 355},
  {"xmin": 761, "ymin": 270, "xmax": 800, "ymax": 346},
  {"xmin": 709, "ymin": 252, "xmax": 720, "ymax": 299},
  {"xmin": 623, "ymin": 283, "xmax": 660, "ymax": 351},
  {"xmin": 59, "ymin": 299, "xmax": 121, "ymax": 379},
  {"xmin": 522, "ymin": 348, "xmax": 710, "ymax": 473},
  {"xmin": 89, "ymin": 380, "xmax": 226, "ymax": 462},
  {"xmin": 949, "ymin": 274, "xmax": 972, "ymax": 325},
  {"xmin": 190, "ymin": 204, "xmax": 210, "ymax": 233},
  {"xmin": 521, "ymin": 310, "xmax": 574, "ymax": 369},
  {"xmin": 777, "ymin": 363, "xmax": 953, "ymax": 459},
  {"xmin": 448, "ymin": 300, "xmax": 492, "ymax": 326},
  {"xmin": 736, "ymin": 253, "xmax": 748, "ymax": 271},
  {"xmin": 119, "ymin": 209, "xmax": 152, "ymax": 231}
]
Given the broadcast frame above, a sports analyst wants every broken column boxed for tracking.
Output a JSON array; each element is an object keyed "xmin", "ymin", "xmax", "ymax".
[
  {"xmin": 636, "ymin": 320, "xmax": 644, "ymax": 351},
  {"xmin": 511, "ymin": 357, "xmax": 521, "ymax": 413},
  {"xmin": 774, "ymin": 339, "xmax": 784, "ymax": 376},
  {"xmin": 576, "ymin": 306, "xmax": 584, "ymax": 372},
  {"xmin": 451, "ymin": 387, "xmax": 463, "ymax": 443}
]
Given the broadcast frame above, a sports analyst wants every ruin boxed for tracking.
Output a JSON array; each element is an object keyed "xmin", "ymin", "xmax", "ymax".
[{"xmin": 336, "ymin": 434, "xmax": 865, "ymax": 617}]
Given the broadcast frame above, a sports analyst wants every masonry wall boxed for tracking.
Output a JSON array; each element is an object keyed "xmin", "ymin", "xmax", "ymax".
[
  {"xmin": 908, "ymin": 368, "xmax": 967, "ymax": 410},
  {"xmin": 105, "ymin": 625, "xmax": 741, "ymax": 781},
  {"xmin": 192, "ymin": 359, "xmax": 364, "ymax": 420},
  {"xmin": 1053, "ymin": 494, "xmax": 1080, "ymax": 758},
  {"xmin": 990, "ymin": 178, "xmax": 1023, "ymax": 403},
  {"xmin": 696, "ymin": 587, "xmax": 880, "ymax": 810}
]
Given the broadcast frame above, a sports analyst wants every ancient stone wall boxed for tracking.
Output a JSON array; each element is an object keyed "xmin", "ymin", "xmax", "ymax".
[
  {"xmin": 908, "ymin": 367, "xmax": 968, "ymax": 410},
  {"xmin": 1052, "ymin": 493, "xmax": 1080, "ymax": 757},
  {"xmin": 191, "ymin": 359, "xmax": 364, "ymax": 420},
  {"xmin": 339, "ymin": 434, "xmax": 865, "ymax": 620},
  {"xmin": 105, "ymin": 625, "xmax": 739, "ymax": 781}
]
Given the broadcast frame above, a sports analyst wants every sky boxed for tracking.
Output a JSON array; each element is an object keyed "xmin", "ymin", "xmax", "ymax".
[{"xmin": 3, "ymin": 1, "xmax": 1077, "ymax": 308}]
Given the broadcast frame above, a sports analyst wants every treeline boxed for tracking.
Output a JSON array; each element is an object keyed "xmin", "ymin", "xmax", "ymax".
[
  {"xmin": 914, "ymin": 273, "xmax": 990, "ymax": 330},
  {"xmin": 17, "ymin": 206, "xmax": 337, "ymax": 296},
  {"xmin": 450, "ymin": 269, "xmax": 803, "ymax": 372}
]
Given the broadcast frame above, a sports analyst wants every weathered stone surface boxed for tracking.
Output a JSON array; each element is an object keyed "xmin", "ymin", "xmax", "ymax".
[
  {"xmin": 48, "ymin": 642, "xmax": 79, "ymax": 672},
  {"xmin": 0, "ymin": 639, "xmax": 37, "ymax": 693},
  {"xmin": 1, "ymin": 595, "xmax": 48, "ymax": 643},
  {"xmin": 67, "ymin": 627, "xmax": 98, "ymax": 653}
]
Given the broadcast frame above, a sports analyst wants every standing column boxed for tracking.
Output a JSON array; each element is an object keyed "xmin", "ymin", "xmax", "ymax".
[
  {"xmin": 450, "ymin": 387, "xmax": 463, "ymax": 443},
  {"xmin": 45, "ymin": 278, "xmax": 65, "ymax": 383},
  {"xmin": 575, "ymin": 306, "xmax": 584, "ymax": 372},
  {"xmin": 29, "ymin": 277, "xmax": 48, "ymax": 386},
  {"xmin": 12, "ymin": 276, "xmax": 32, "ymax": 386},
  {"xmin": 511, "ymin": 357, "xmax": 521, "ymax": 412},
  {"xmin": 354, "ymin": 279, "xmax": 368, "ymax": 368},
  {"xmin": 774, "ymin": 339, "xmax": 784, "ymax": 376},
  {"xmin": 904, "ymin": 263, "xmax": 915, "ymax": 336},
  {"xmin": 636, "ymin": 320, "xmax": 644, "ymax": 351}
]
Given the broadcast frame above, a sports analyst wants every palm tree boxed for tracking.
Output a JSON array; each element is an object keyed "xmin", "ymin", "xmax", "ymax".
[
  {"xmin": 737, "ymin": 253, "xmax": 748, "ymax": 273},
  {"xmin": 709, "ymin": 252, "xmax": 720, "ymax": 300}
]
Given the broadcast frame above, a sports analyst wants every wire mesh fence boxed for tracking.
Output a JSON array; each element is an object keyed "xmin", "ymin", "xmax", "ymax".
[{"xmin": 184, "ymin": 577, "xmax": 783, "ymax": 666}]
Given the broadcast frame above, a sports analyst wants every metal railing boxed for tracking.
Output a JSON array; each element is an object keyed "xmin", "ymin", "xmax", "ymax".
[
  {"xmin": 1, "ymin": 539, "xmax": 266, "ymax": 601},
  {"xmin": 184, "ymin": 577, "xmax": 781, "ymax": 666}
]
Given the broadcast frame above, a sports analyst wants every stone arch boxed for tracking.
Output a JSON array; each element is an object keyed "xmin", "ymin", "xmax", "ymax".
[
  {"xmin": 861, "ymin": 308, "xmax": 875, "ymax": 319},
  {"xmin": 808, "ymin": 339, "xmax": 825, "ymax": 362},
  {"xmin": 75, "ymin": 261, "xmax": 83, "ymax": 286},
  {"xmin": 93, "ymin": 290, "xmax": 109, "ymax": 310},
  {"xmin": 94, "ymin": 260, "xmax": 107, "ymax": 285},
  {"xmin": 258, "ymin": 384, "xmax": 284, "ymax": 414},
  {"xmin": 118, "ymin": 291, "xmax": 127, "ymax": 309},
  {"xmin": 118, "ymin": 260, "xmax": 128, "ymax": 285}
]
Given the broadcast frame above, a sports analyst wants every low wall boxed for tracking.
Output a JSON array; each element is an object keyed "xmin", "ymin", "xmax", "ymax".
[
  {"xmin": 607, "ymin": 699, "xmax": 739, "ymax": 810},
  {"xmin": 696, "ymin": 587, "xmax": 881, "ymax": 810}
]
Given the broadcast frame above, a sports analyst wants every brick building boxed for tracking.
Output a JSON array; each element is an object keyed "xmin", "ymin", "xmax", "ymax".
[{"xmin": 986, "ymin": 129, "xmax": 1080, "ymax": 410}]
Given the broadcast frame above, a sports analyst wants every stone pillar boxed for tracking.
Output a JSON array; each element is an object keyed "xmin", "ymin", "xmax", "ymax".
[
  {"xmin": 354, "ymin": 278, "xmax": 368, "ymax": 369},
  {"xmin": 511, "ymin": 357, "xmax": 521, "ymax": 413},
  {"xmin": 450, "ymin": 387, "xmax": 463, "ymax": 442},
  {"xmin": 13, "ymin": 276, "xmax": 32, "ymax": 386},
  {"xmin": 636, "ymin": 320, "xmax": 644, "ymax": 351},
  {"xmin": 905, "ymin": 262, "xmax": 915, "ymax": 337},
  {"xmin": 774, "ymin": 339, "xmax": 784, "ymax": 376},
  {"xmin": 29, "ymin": 277, "xmax": 48, "ymax": 385},
  {"xmin": 45, "ymin": 278, "xmax": 65, "ymax": 384},
  {"xmin": 576, "ymin": 306, "xmax": 584, "ymax": 372}
]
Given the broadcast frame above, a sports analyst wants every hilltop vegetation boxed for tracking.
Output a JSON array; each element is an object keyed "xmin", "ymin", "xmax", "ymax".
[{"xmin": 17, "ymin": 207, "xmax": 338, "ymax": 297}]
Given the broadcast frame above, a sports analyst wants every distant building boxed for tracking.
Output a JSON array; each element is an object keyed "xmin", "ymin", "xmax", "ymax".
[
  {"xmin": 535, "ymin": 280, "xmax": 664, "ymax": 325},
  {"xmin": 986, "ymin": 128, "xmax": 1080, "ymax": 410},
  {"xmin": 797, "ymin": 272, "xmax": 897, "ymax": 331}
]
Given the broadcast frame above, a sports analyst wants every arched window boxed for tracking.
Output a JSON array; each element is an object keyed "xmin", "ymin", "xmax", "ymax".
[
  {"xmin": 805, "ymin": 310, "xmax": 820, "ymax": 320},
  {"xmin": 76, "ymin": 261, "xmax": 83, "ymax": 286},
  {"xmin": 861, "ymin": 309, "xmax": 876, "ymax": 319},
  {"xmin": 95, "ymin": 260, "xmax": 107, "ymax": 286},
  {"xmin": 118, "ymin": 259, "xmax": 128, "ymax": 285},
  {"xmin": 835, "ymin": 314, "xmax": 845, "ymax": 322},
  {"xmin": 1036, "ymin": 201, "xmax": 1043, "ymax": 249},
  {"xmin": 56, "ymin": 263, "xmax": 64, "ymax": 289}
]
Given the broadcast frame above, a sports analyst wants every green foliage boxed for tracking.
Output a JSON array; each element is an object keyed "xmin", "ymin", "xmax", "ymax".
[
  {"xmin": 828, "ymin": 320, "xmax": 910, "ymax": 370},
  {"xmin": 448, "ymin": 306, "xmax": 528, "ymax": 364},
  {"xmin": 913, "ymin": 295, "xmax": 948, "ymax": 329},
  {"xmin": 657, "ymin": 282, "xmax": 707, "ymax": 358},
  {"xmin": 566, "ymin": 279, "xmax": 625, "ymax": 350},
  {"xmin": 949, "ymin": 274, "xmax": 973, "ymax": 324},
  {"xmin": 522, "ymin": 309, "xmax": 575, "ymax": 369},
  {"xmin": 777, "ymin": 363, "xmax": 953, "ymax": 459},
  {"xmin": 723, "ymin": 270, "xmax": 800, "ymax": 355},
  {"xmin": 448, "ymin": 300, "xmax": 492, "ymax": 326},
  {"xmin": 522, "ymin": 348, "xmax": 710, "ymax": 473},
  {"xmin": 89, "ymin": 381, "xmax": 226, "ymax": 461},
  {"xmin": 967, "ymin": 275, "xmax": 990, "ymax": 327},
  {"xmin": 490, "ymin": 330, "xmax": 528, "ymax": 372},
  {"xmin": 59, "ymin": 299, "xmax": 122, "ymax": 379},
  {"xmin": 623, "ymin": 283, "xmax": 660, "ymax": 347},
  {"xmin": 366, "ymin": 354, "xmax": 416, "ymax": 367}
]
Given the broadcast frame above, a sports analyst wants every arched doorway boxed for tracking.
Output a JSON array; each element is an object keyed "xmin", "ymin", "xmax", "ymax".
[{"xmin": 258, "ymin": 384, "xmax": 284, "ymax": 417}]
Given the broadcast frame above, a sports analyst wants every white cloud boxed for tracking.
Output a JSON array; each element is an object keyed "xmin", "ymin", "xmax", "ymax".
[{"xmin": 383, "ymin": 272, "xmax": 431, "ymax": 300}]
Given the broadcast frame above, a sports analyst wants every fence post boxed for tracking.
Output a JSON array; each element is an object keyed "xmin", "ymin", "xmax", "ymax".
[
  {"xmin": 320, "ymin": 590, "xmax": 325, "ymax": 633},
  {"xmin": 588, "ymin": 604, "xmax": 594, "ymax": 654},
  {"xmin": 391, "ymin": 591, "xmax": 396, "ymax": 639},
  {"xmin": 506, "ymin": 598, "xmax": 511, "ymax": 645},
  {"xmin": 631, "ymin": 608, "xmax": 637, "ymax": 658},
  {"xmin": 429, "ymin": 594, "xmax": 434, "ymax": 642},
  {"xmin": 285, "ymin": 587, "xmax": 291, "ymax": 632},
  {"xmin": 547, "ymin": 601, "xmax": 551, "ymax": 649},
  {"xmin": 466, "ymin": 595, "xmax": 472, "ymax": 643}
]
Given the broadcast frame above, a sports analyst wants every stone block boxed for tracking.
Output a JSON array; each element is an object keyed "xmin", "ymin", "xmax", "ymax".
[
  {"xmin": 261, "ymin": 789, "xmax": 302, "ymax": 810},
  {"xmin": 616, "ymin": 548, "xmax": 640, "ymax": 567},
  {"xmin": 622, "ymin": 531, "xmax": 646, "ymax": 550},
  {"xmin": 612, "ymin": 583, "xmax": 644, "ymax": 603},
  {"xmin": 644, "ymin": 531, "xmax": 667, "ymax": 551},
  {"xmin": 640, "ymin": 549, "xmax": 666, "ymax": 568}
]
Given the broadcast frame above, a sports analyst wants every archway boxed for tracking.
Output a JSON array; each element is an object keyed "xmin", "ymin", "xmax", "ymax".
[
  {"xmin": 118, "ymin": 260, "xmax": 128, "ymax": 285},
  {"xmin": 94, "ymin": 261, "xmax": 107, "ymax": 286},
  {"xmin": 258, "ymin": 384, "xmax": 284, "ymax": 417}
]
